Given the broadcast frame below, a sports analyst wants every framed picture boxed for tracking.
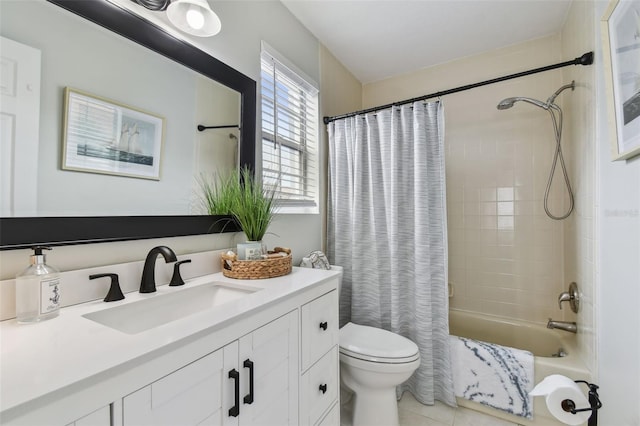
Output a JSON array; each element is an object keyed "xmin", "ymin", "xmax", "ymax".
[
  {"xmin": 62, "ymin": 87, "xmax": 165, "ymax": 179},
  {"xmin": 601, "ymin": 0, "xmax": 640, "ymax": 161}
]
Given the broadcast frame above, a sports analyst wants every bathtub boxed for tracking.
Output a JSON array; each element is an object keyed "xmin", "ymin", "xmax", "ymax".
[{"xmin": 449, "ymin": 309, "xmax": 591, "ymax": 426}]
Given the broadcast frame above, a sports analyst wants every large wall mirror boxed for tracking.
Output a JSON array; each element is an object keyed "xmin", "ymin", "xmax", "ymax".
[{"xmin": 0, "ymin": 0, "xmax": 256, "ymax": 249}]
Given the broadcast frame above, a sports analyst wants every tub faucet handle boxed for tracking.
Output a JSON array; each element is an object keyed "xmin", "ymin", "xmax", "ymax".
[
  {"xmin": 558, "ymin": 292, "xmax": 571, "ymax": 309},
  {"xmin": 558, "ymin": 282, "xmax": 579, "ymax": 313}
]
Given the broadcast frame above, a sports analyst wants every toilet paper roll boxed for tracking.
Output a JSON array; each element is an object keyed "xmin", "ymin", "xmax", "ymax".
[{"xmin": 530, "ymin": 375, "xmax": 591, "ymax": 425}]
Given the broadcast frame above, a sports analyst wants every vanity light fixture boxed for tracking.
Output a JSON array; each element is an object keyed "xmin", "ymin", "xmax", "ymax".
[
  {"xmin": 166, "ymin": 0, "xmax": 221, "ymax": 37},
  {"xmin": 131, "ymin": 0, "xmax": 221, "ymax": 37}
]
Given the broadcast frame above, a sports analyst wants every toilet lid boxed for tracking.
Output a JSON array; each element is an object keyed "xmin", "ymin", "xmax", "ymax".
[{"xmin": 339, "ymin": 322, "xmax": 419, "ymax": 363}]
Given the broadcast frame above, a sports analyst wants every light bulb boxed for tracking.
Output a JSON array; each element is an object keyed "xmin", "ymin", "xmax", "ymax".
[
  {"xmin": 186, "ymin": 7, "xmax": 205, "ymax": 30},
  {"xmin": 166, "ymin": 0, "xmax": 221, "ymax": 37}
]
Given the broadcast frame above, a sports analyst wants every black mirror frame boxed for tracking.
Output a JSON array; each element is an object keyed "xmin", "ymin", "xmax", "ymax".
[{"xmin": 0, "ymin": 0, "xmax": 256, "ymax": 250}]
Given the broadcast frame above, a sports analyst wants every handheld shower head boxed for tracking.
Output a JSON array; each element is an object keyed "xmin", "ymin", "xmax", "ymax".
[
  {"xmin": 498, "ymin": 81, "xmax": 575, "ymax": 111},
  {"xmin": 496, "ymin": 82, "xmax": 576, "ymax": 221},
  {"xmin": 497, "ymin": 98, "xmax": 517, "ymax": 110},
  {"xmin": 496, "ymin": 96, "xmax": 549, "ymax": 110}
]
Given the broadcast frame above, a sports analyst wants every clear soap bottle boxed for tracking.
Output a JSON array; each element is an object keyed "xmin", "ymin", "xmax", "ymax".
[{"xmin": 16, "ymin": 246, "xmax": 61, "ymax": 323}]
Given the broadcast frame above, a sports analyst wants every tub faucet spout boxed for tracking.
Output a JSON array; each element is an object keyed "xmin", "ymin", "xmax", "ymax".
[{"xmin": 547, "ymin": 318, "xmax": 577, "ymax": 333}]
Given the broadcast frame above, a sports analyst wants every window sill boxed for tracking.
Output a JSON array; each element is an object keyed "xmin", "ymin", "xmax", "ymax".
[{"xmin": 276, "ymin": 205, "xmax": 319, "ymax": 215}]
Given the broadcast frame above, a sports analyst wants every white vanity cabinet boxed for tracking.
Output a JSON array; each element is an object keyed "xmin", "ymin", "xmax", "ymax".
[
  {"xmin": 0, "ymin": 268, "xmax": 341, "ymax": 426},
  {"xmin": 123, "ymin": 311, "xmax": 298, "ymax": 426}
]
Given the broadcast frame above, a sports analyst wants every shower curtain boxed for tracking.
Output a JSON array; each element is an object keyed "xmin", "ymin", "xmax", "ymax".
[{"xmin": 327, "ymin": 101, "xmax": 456, "ymax": 406}]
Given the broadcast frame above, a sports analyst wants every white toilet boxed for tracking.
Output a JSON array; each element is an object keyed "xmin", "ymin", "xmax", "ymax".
[{"xmin": 339, "ymin": 322, "xmax": 420, "ymax": 426}]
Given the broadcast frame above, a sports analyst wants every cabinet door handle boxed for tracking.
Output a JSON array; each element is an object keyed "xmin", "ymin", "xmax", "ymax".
[
  {"xmin": 319, "ymin": 383, "xmax": 328, "ymax": 394},
  {"xmin": 228, "ymin": 369, "xmax": 240, "ymax": 417},
  {"xmin": 243, "ymin": 359, "xmax": 254, "ymax": 404},
  {"xmin": 319, "ymin": 321, "xmax": 328, "ymax": 331}
]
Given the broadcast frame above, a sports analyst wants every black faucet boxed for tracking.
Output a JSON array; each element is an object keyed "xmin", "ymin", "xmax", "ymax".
[{"xmin": 140, "ymin": 246, "xmax": 178, "ymax": 293}]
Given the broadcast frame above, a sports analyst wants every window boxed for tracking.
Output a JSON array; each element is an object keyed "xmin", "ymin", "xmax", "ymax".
[{"xmin": 261, "ymin": 47, "xmax": 319, "ymax": 212}]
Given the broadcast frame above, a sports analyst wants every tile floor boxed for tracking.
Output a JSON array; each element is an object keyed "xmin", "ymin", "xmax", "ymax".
[
  {"xmin": 341, "ymin": 392, "xmax": 524, "ymax": 426},
  {"xmin": 397, "ymin": 393, "xmax": 523, "ymax": 426}
]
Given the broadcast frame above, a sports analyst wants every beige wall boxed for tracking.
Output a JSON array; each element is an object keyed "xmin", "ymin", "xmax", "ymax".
[
  {"xmin": 560, "ymin": 0, "xmax": 597, "ymax": 374},
  {"xmin": 320, "ymin": 46, "xmax": 363, "ymax": 118},
  {"xmin": 363, "ymin": 36, "xmax": 570, "ymax": 325}
]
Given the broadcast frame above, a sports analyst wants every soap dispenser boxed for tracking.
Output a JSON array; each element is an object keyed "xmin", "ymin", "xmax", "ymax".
[{"xmin": 15, "ymin": 246, "xmax": 61, "ymax": 323}]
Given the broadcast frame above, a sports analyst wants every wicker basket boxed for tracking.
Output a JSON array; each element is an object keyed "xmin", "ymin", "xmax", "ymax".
[{"xmin": 221, "ymin": 247, "xmax": 292, "ymax": 279}]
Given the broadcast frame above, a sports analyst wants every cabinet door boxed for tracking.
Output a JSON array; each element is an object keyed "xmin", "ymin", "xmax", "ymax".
[
  {"xmin": 238, "ymin": 311, "xmax": 298, "ymax": 426},
  {"xmin": 123, "ymin": 348, "xmax": 225, "ymax": 426},
  {"xmin": 65, "ymin": 405, "xmax": 110, "ymax": 426},
  {"xmin": 223, "ymin": 341, "xmax": 240, "ymax": 426}
]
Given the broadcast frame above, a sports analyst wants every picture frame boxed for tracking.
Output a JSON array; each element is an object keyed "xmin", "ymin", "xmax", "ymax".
[
  {"xmin": 62, "ymin": 87, "xmax": 165, "ymax": 179},
  {"xmin": 601, "ymin": 0, "xmax": 640, "ymax": 161}
]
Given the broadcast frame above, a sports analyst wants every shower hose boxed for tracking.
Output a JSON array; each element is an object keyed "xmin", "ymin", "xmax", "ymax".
[{"xmin": 544, "ymin": 104, "xmax": 574, "ymax": 220}]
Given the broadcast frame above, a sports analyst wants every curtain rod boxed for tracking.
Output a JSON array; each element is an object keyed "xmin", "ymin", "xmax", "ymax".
[
  {"xmin": 323, "ymin": 51, "xmax": 594, "ymax": 125},
  {"xmin": 197, "ymin": 124, "xmax": 240, "ymax": 131}
]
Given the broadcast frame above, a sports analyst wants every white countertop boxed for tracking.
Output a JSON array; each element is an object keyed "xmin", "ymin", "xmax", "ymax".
[{"xmin": 0, "ymin": 267, "xmax": 341, "ymax": 413}]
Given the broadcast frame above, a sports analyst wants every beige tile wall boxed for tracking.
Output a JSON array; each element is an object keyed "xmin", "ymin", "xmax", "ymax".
[
  {"xmin": 363, "ymin": 35, "xmax": 571, "ymax": 324},
  {"xmin": 560, "ymin": 0, "xmax": 596, "ymax": 373}
]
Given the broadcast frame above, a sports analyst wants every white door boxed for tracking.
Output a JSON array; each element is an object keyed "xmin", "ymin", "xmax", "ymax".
[
  {"xmin": 239, "ymin": 311, "xmax": 299, "ymax": 426},
  {"xmin": 0, "ymin": 36, "xmax": 41, "ymax": 216}
]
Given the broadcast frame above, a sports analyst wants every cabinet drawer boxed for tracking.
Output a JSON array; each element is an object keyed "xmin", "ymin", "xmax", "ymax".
[
  {"xmin": 301, "ymin": 290, "xmax": 338, "ymax": 370},
  {"xmin": 300, "ymin": 346, "xmax": 339, "ymax": 426}
]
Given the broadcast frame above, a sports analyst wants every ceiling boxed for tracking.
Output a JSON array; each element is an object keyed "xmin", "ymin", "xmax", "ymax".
[{"xmin": 281, "ymin": 0, "xmax": 573, "ymax": 83}]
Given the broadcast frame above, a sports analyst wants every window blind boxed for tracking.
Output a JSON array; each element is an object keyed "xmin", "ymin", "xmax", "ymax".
[{"xmin": 261, "ymin": 51, "xmax": 319, "ymax": 208}]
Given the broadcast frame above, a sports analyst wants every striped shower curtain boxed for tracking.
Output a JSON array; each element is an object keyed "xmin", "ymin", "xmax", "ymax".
[{"xmin": 326, "ymin": 101, "xmax": 456, "ymax": 406}]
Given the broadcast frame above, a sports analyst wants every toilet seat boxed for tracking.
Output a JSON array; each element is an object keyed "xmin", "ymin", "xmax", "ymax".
[{"xmin": 339, "ymin": 322, "xmax": 419, "ymax": 364}]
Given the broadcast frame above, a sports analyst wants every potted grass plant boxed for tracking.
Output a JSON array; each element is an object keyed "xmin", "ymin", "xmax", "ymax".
[
  {"xmin": 198, "ymin": 166, "xmax": 279, "ymax": 257},
  {"xmin": 198, "ymin": 167, "xmax": 291, "ymax": 278}
]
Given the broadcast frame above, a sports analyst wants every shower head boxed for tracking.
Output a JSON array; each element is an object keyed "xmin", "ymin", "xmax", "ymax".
[
  {"xmin": 496, "ymin": 96, "xmax": 549, "ymax": 110},
  {"xmin": 497, "ymin": 81, "xmax": 575, "ymax": 112},
  {"xmin": 497, "ymin": 98, "xmax": 518, "ymax": 110}
]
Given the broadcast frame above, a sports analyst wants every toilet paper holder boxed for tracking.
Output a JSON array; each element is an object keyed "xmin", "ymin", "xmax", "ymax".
[{"xmin": 561, "ymin": 381, "xmax": 602, "ymax": 426}]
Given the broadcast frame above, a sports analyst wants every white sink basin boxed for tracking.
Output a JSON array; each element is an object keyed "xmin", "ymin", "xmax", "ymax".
[{"xmin": 83, "ymin": 282, "xmax": 258, "ymax": 334}]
